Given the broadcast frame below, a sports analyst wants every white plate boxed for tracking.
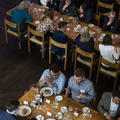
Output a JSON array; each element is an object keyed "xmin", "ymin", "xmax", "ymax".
[
  {"xmin": 55, "ymin": 95, "xmax": 63, "ymax": 102},
  {"xmin": 36, "ymin": 115, "xmax": 44, "ymax": 120},
  {"xmin": 82, "ymin": 107, "xmax": 90, "ymax": 113},
  {"xmin": 40, "ymin": 87, "xmax": 53, "ymax": 97},
  {"xmin": 56, "ymin": 112, "xmax": 63, "ymax": 119},
  {"xmin": 17, "ymin": 105, "xmax": 31, "ymax": 117},
  {"xmin": 61, "ymin": 106, "xmax": 68, "ymax": 113}
]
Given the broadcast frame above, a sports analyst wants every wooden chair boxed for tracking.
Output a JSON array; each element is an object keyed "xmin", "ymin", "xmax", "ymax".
[
  {"xmin": 96, "ymin": 0, "xmax": 114, "ymax": 14},
  {"xmin": 49, "ymin": 37, "xmax": 68, "ymax": 71},
  {"xmin": 93, "ymin": 14, "xmax": 100, "ymax": 26},
  {"xmin": 4, "ymin": 18, "xmax": 27, "ymax": 50},
  {"xmin": 28, "ymin": 26, "xmax": 47, "ymax": 59},
  {"xmin": 74, "ymin": 46, "xmax": 97, "ymax": 80},
  {"xmin": 96, "ymin": 56, "xmax": 120, "ymax": 90}
]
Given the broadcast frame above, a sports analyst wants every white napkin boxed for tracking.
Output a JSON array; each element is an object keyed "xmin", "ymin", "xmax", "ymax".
[
  {"xmin": 24, "ymin": 101, "xmax": 28, "ymax": 105},
  {"xmin": 47, "ymin": 112, "xmax": 52, "ymax": 116},
  {"xmin": 46, "ymin": 99, "xmax": 50, "ymax": 104}
]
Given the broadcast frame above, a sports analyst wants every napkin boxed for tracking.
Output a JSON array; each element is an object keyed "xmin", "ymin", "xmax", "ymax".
[
  {"xmin": 24, "ymin": 101, "xmax": 28, "ymax": 105},
  {"xmin": 47, "ymin": 112, "xmax": 52, "ymax": 116},
  {"xmin": 46, "ymin": 99, "xmax": 50, "ymax": 104}
]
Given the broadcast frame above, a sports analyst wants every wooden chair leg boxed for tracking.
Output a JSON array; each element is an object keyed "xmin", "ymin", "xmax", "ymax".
[
  {"xmin": 64, "ymin": 56, "xmax": 67, "ymax": 71},
  {"xmin": 5, "ymin": 32, "xmax": 8, "ymax": 44},
  {"xmin": 89, "ymin": 66, "xmax": 93, "ymax": 80},
  {"xmin": 74, "ymin": 52, "xmax": 77, "ymax": 72},
  {"xmin": 28, "ymin": 40, "xmax": 30, "ymax": 53},
  {"xmin": 96, "ymin": 70, "xmax": 100, "ymax": 86},
  {"xmin": 42, "ymin": 45, "xmax": 44, "ymax": 59},
  {"xmin": 49, "ymin": 49, "xmax": 51, "ymax": 64},
  {"xmin": 113, "ymin": 76, "xmax": 118, "ymax": 90},
  {"xmin": 18, "ymin": 41, "xmax": 21, "ymax": 50}
]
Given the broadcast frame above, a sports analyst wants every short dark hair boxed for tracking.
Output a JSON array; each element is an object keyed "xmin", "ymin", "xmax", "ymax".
[
  {"xmin": 74, "ymin": 68, "xmax": 85, "ymax": 77},
  {"xmin": 112, "ymin": 90, "xmax": 120, "ymax": 98},
  {"xmin": 102, "ymin": 34, "xmax": 112, "ymax": 45},
  {"xmin": 58, "ymin": 22, "xmax": 68, "ymax": 29},
  {"xmin": 80, "ymin": 3, "xmax": 88, "ymax": 11},
  {"xmin": 49, "ymin": 64, "xmax": 60, "ymax": 73},
  {"xmin": 6, "ymin": 100, "xmax": 19, "ymax": 112}
]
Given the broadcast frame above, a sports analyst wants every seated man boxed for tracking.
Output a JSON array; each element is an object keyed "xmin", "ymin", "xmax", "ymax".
[
  {"xmin": 38, "ymin": 64, "xmax": 66, "ymax": 95},
  {"xmin": 52, "ymin": 21, "xmax": 71, "ymax": 56},
  {"xmin": 102, "ymin": 11, "xmax": 118, "ymax": 33},
  {"xmin": 65, "ymin": 68, "xmax": 94, "ymax": 103},
  {"xmin": 97, "ymin": 91, "xmax": 120, "ymax": 120},
  {"xmin": 0, "ymin": 100, "xmax": 27, "ymax": 120}
]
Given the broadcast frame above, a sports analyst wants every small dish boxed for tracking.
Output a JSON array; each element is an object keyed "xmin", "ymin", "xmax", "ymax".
[
  {"xmin": 56, "ymin": 112, "xmax": 63, "ymax": 119},
  {"xmin": 55, "ymin": 95, "xmax": 63, "ymax": 102},
  {"xmin": 36, "ymin": 115, "xmax": 44, "ymax": 120},
  {"xmin": 82, "ymin": 107, "xmax": 90, "ymax": 114},
  {"xmin": 61, "ymin": 106, "xmax": 68, "ymax": 113}
]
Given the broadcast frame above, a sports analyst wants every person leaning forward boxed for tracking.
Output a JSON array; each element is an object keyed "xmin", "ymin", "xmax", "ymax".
[
  {"xmin": 38, "ymin": 64, "xmax": 66, "ymax": 95},
  {"xmin": 65, "ymin": 67, "xmax": 94, "ymax": 103}
]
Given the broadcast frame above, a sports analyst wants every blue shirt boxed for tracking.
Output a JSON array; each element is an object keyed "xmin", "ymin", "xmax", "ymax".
[
  {"xmin": 0, "ymin": 108, "xmax": 16, "ymax": 120},
  {"xmin": 38, "ymin": 69, "xmax": 66, "ymax": 95},
  {"xmin": 10, "ymin": 8, "xmax": 33, "ymax": 31},
  {"xmin": 67, "ymin": 76, "xmax": 94, "ymax": 103}
]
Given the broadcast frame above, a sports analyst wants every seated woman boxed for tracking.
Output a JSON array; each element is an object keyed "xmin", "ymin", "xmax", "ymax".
[
  {"xmin": 59, "ymin": 0, "xmax": 77, "ymax": 17},
  {"xmin": 36, "ymin": 8, "xmax": 54, "ymax": 41},
  {"xmin": 52, "ymin": 21, "xmax": 71, "ymax": 56},
  {"xmin": 102, "ymin": 11, "xmax": 118, "ymax": 33},
  {"xmin": 75, "ymin": 27, "xmax": 94, "ymax": 61},
  {"xmin": 10, "ymin": 0, "xmax": 33, "ymax": 32},
  {"xmin": 77, "ymin": 3, "xmax": 92, "ymax": 23},
  {"xmin": 99, "ymin": 34, "xmax": 120, "ymax": 71}
]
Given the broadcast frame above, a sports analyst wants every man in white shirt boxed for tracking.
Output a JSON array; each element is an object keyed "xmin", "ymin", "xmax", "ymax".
[{"xmin": 97, "ymin": 91, "xmax": 120, "ymax": 120}]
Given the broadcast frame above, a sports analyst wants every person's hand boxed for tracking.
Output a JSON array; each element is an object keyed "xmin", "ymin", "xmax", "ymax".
[
  {"xmin": 75, "ymin": 94, "xmax": 86, "ymax": 99},
  {"xmin": 65, "ymin": 88, "xmax": 70, "ymax": 97},
  {"xmin": 62, "ymin": 5, "xmax": 67, "ymax": 12},
  {"xmin": 107, "ymin": 20, "xmax": 112, "ymax": 26},
  {"xmin": 80, "ymin": 14, "xmax": 84, "ymax": 18},
  {"xmin": 117, "ymin": 117, "xmax": 120, "ymax": 120},
  {"xmin": 46, "ymin": 0, "xmax": 50, "ymax": 2},
  {"xmin": 44, "ymin": 76, "xmax": 51, "ymax": 83},
  {"xmin": 105, "ymin": 113, "xmax": 112, "ymax": 120}
]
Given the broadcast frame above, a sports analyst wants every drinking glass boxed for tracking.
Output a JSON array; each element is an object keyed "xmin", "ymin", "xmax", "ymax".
[{"xmin": 53, "ymin": 98, "xmax": 58, "ymax": 109}]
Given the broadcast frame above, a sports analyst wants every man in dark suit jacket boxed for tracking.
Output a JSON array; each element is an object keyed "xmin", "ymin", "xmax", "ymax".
[
  {"xmin": 97, "ymin": 91, "xmax": 120, "ymax": 120},
  {"xmin": 0, "ymin": 100, "xmax": 27, "ymax": 120}
]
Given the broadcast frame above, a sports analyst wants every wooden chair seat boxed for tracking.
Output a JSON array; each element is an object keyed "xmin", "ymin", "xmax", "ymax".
[
  {"xmin": 4, "ymin": 18, "xmax": 27, "ymax": 50},
  {"xmin": 100, "ymin": 67, "xmax": 119, "ymax": 77},
  {"xmin": 96, "ymin": 56, "xmax": 120, "ymax": 90},
  {"xmin": 74, "ymin": 46, "xmax": 97, "ymax": 80},
  {"xmin": 28, "ymin": 26, "xmax": 47, "ymax": 59}
]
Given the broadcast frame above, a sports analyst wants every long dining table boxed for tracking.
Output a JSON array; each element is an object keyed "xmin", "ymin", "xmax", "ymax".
[
  {"xmin": 18, "ymin": 86, "xmax": 106, "ymax": 120},
  {"xmin": 6, "ymin": 2, "xmax": 120, "ymax": 51}
]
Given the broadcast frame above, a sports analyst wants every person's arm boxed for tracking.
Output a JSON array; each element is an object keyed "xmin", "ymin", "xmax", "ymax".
[
  {"xmin": 24, "ymin": 11, "xmax": 33, "ymax": 22},
  {"xmin": 65, "ymin": 76, "xmax": 72, "ymax": 96},
  {"xmin": 38, "ymin": 69, "xmax": 50, "ymax": 86},
  {"xmin": 110, "ymin": 19, "xmax": 118, "ymax": 33},
  {"xmin": 97, "ymin": 93, "xmax": 108, "ymax": 116},
  {"xmin": 53, "ymin": 73, "xmax": 66, "ymax": 94},
  {"xmin": 102, "ymin": 17, "xmax": 109, "ymax": 31},
  {"xmin": 112, "ymin": 47, "xmax": 119, "ymax": 62}
]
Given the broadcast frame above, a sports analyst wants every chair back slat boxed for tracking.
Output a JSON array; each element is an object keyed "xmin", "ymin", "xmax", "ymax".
[
  {"xmin": 50, "ymin": 37, "xmax": 67, "ymax": 49},
  {"xmin": 100, "ymin": 56, "xmax": 120, "ymax": 70},
  {"xmin": 76, "ymin": 46, "xmax": 94, "ymax": 59}
]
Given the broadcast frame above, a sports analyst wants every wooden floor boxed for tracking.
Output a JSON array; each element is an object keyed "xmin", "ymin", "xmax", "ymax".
[{"xmin": 0, "ymin": 0, "xmax": 119, "ymax": 109}]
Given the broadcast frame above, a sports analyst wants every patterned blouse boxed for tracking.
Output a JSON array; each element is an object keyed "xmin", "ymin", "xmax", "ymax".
[{"xmin": 36, "ymin": 17, "xmax": 54, "ymax": 33}]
